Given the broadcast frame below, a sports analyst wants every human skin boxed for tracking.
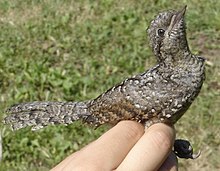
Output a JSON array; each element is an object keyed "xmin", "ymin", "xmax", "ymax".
[{"xmin": 51, "ymin": 121, "xmax": 178, "ymax": 171}]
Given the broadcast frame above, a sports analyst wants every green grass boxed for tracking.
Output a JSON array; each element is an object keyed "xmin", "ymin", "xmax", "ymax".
[{"xmin": 0, "ymin": 0, "xmax": 219, "ymax": 170}]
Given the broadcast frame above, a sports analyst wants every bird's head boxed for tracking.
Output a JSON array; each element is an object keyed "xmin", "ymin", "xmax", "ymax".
[{"xmin": 147, "ymin": 6, "xmax": 189, "ymax": 63}]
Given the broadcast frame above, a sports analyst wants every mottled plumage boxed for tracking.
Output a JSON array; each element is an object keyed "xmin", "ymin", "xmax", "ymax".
[{"xmin": 4, "ymin": 6, "xmax": 205, "ymax": 159}]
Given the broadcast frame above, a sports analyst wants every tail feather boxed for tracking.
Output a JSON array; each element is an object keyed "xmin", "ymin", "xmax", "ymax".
[{"xmin": 4, "ymin": 101, "xmax": 89, "ymax": 131}]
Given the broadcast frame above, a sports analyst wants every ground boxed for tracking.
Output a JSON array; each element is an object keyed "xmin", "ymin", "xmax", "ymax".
[{"xmin": 0, "ymin": 0, "xmax": 219, "ymax": 170}]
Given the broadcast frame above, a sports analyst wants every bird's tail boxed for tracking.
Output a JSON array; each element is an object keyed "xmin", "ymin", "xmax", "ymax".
[{"xmin": 4, "ymin": 101, "xmax": 90, "ymax": 131}]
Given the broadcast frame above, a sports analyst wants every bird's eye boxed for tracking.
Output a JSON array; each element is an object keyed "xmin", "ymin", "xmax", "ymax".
[{"xmin": 157, "ymin": 29, "xmax": 165, "ymax": 37}]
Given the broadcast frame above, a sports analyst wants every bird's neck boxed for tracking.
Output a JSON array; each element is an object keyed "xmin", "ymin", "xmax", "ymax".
[
  {"xmin": 160, "ymin": 50, "xmax": 205, "ymax": 79},
  {"xmin": 162, "ymin": 48, "xmax": 192, "ymax": 68}
]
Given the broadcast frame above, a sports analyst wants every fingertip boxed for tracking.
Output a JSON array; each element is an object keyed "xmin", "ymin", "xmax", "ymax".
[
  {"xmin": 117, "ymin": 123, "xmax": 176, "ymax": 171},
  {"xmin": 146, "ymin": 123, "xmax": 176, "ymax": 151}
]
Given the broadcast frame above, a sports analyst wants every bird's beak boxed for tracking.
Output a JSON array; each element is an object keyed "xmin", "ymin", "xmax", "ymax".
[
  {"xmin": 174, "ymin": 5, "xmax": 186, "ymax": 26},
  {"xmin": 168, "ymin": 5, "xmax": 187, "ymax": 34}
]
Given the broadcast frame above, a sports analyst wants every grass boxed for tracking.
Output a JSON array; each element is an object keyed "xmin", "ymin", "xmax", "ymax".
[{"xmin": 0, "ymin": 0, "xmax": 219, "ymax": 170}]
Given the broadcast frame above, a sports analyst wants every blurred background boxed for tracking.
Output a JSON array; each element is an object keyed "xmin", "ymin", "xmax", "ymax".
[{"xmin": 0, "ymin": 0, "xmax": 219, "ymax": 170}]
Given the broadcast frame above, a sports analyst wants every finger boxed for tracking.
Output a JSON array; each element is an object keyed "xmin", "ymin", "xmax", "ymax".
[
  {"xmin": 116, "ymin": 123, "xmax": 175, "ymax": 171},
  {"xmin": 158, "ymin": 152, "xmax": 178, "ymax": 171},
  {"xmin": 51, "ymin": 121, "xmax": 144, "ymax": 171}
]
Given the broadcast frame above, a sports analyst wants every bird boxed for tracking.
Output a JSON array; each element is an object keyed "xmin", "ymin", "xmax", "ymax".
[{"xmin": 4, "ymin": 6, "xmax": 205, "ymax": 159}]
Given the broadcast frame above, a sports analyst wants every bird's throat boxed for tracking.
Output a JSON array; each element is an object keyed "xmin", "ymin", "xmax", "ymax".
[{"xmin": 161, "ymin": 49, "xmax": 192, "ymax": 67}]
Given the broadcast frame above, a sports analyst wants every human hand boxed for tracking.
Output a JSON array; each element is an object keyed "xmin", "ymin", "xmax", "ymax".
[{"xmin": 51, "ymin": 121, "xmax": 177, "ymax": 171}]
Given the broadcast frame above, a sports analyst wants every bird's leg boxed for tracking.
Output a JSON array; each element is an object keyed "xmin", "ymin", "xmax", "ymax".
[{"xmin": 173, "ymin": 139, "xmax": 201, "ymax": 159}]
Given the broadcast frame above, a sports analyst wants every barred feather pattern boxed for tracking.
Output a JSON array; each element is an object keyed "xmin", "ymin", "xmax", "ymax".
[{"xmin": 4, "ymin": 102, "xmax": 89, "ymax": 130}]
